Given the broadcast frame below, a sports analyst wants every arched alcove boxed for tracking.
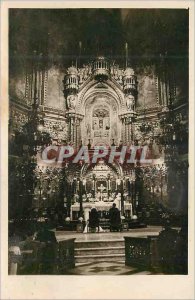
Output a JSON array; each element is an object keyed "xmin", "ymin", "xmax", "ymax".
[{"xmin": 80, "ymin": 91, "xmax": 122, "ymax": 146}]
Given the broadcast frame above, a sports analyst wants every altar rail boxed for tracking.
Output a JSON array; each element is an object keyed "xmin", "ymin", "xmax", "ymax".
[
  {"xmin": 57, "ymin": 238, "xmax": 75, "ymax": 274},
  {"xmin": 124, "ymin": 236, "xmax": 159, "ymax": 271},
  {"xmin": 9, "ymin": 238, "xmax": 75, "ymax": 275}
]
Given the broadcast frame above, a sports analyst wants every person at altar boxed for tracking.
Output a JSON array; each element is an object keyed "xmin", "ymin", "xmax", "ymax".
[
  {"xmin": 85, "ymin": 207, "xmax": 100, "ymax": 233},
  {"xmin": 114, "ymin": 193, "xmax": 121, "ymax": 209},
  {"xmin": 83, "ymin": 207, "xmax": 104, "ymax": 233},
  {"xmin": 89, "ymin": 207, "xmax": 99, "ymax": 226},
  {"xmin": 109, "ymin": 203, "xmax": 121, "ymax": 232}
]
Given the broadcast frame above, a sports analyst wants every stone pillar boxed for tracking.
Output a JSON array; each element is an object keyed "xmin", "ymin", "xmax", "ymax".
[
  {"xmin": 121, "ymin": 118, "xmax": 125, "ymax": 143},
  {"xmin": 125, "ymin": 120, "xmax": 128, "ymax": 144},
  {"xmin": 127, "ymin": 122, "xmax": 131, "ymax": 144},
  {"xmin": 66, "ymin": 114, "xmax": 83, "ymax": 148},
  {"xmin": 129, "ymin": 123, "xmax": 134, "ymax": 144},
  {"xmin": 73, "ymin": 117, "xmax": 77, "ymax": 146},
  {"xmin": 68, "ymin": 117, "xmax": 71, "ymax": 142},
  {"xmin": 72, "ymin": 116, "xmax": 83, "ymax": 149}
]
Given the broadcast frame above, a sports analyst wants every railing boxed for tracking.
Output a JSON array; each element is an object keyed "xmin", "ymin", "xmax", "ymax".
[
  {"xmin": 57, "ymin": 220, "xmax": 86, "ymax": 231},
  {"xmin": 57, "ymin": 238, "xmax": 75, "ymax": 274},
  {"xmin": 124, "ymin": 235, "xmax": 159, "ymax": 271},
  {"xmin": 9, "ymin": 238, "xmax": 76, "ymax": 275}
]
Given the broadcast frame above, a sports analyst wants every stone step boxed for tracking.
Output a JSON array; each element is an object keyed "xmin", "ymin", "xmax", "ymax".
[
  {"xmin": 75, "ymin": 253, "xmax": 125, "ymax": 264},
  {"xmin": 75, "ymin": 239, "xmax": 126, "ymax": 264},
  {"xmin": 75, "ymin": 246, "xmax": 125, "ymax": 256},
  {"xmin": 75, "ymin": 239, "xmax": 124, "ymax": 249}
]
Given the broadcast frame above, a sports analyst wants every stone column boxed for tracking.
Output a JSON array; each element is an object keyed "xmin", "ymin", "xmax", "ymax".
[
  {"xmin": 128, "ymin": 123, "xmax": 131, "ymax": 143},
  {"xmin": 125, "ymin": 122, "xmax": 128, "ymax": 143},
  {"xmin": 75, "ymin": 116, "xmax": 83, "ymax": 149},
  {"xmin": 120, "ymin": 118, "xmax": 125, "ymax": 144}
]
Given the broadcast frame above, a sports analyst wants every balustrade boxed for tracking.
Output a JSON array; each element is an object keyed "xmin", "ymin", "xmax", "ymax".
[{"xmin": 124, "ymin": 235, "xmax": 159, "ymax": 271}]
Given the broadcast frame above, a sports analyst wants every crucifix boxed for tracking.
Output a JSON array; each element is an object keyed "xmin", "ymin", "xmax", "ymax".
[{"xmin": 98, "ymin": 184, "xmax": 106, "ymax": 201}]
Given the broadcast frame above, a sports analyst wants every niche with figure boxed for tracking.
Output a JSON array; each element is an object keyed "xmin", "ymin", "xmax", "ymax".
[{"xmin": 92, "ymin": 107, "xmax": 110, "ymax": 139}]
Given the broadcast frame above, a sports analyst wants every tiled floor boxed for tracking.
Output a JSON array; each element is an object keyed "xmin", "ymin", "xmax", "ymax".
[{"xmin": 65, "ymin": 261, "xmax": 157, "ymax": 275}]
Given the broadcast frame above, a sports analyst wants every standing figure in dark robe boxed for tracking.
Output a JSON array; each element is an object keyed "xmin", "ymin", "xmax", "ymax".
[
  {"xmin": 88, "ymin": 208, "xmax": 99, "ymax": 232},
  {"xmin": 109, "ymin": 203, "xmax": 121, "ymax": 232}
]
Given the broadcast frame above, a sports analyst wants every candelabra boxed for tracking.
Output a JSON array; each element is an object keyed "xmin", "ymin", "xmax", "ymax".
[
  {"xmin": 126, "ymin": 169, "xmax": 135, "ymax": 215},
  {"xmin": 141, "ymin": 164, "xmax": 168, "ymax": 209},
  {"xmin": 159, "ymin": 107, "xmax": 188, "ymax": 159},
  {"xmin": 34, "ymin": 167, "xmax": 52, "ymax": 209},
  {"xmin": 78, "ymin": 179, "xmax": 85, "ymax": 218},
  {"xmin": 8, "ymin": 51, "xmax": 53, "ymax": 220},
  {"xmin": 158, "ymin": 106, "xmax": 188, "ymax": 210}
]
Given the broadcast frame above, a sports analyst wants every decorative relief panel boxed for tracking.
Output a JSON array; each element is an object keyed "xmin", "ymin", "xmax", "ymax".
[
  {"xmin": 9, "ymin": 107, "xmax": 28, "ymax": 132},
  {"xmin": 78, "ymin": 64, "xmax": 92, "ymax": 85},
  {"xmin": 44, "ymin": 119, "xmax": 67, "ymax": 141},
  {"xmin": 77, "ymin": 63, "xmax": 125, "ymax": 88}
]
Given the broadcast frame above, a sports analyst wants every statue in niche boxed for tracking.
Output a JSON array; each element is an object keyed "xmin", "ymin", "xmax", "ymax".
[
  {"xmin": 67, "ymin": 94, "xmax": 77, "ymax": 110},
  {"xmin": 111, "ymin": 123, "xmax": 117, "ymax": 138},
  {"xmin": 113, "ymin": 65, "xmax": 119, "ymax": 80},
  {"xmin": 93, "ymin": 119, "xmax": 99, "ymax": 130},
  {"xmin": 92, "ymin": 108, "xmax": 110, "ymax": 135},
  {"xmin": 110, "ymin": 65, "xmax": 115, "ymax": 76},
  {"xmin": 83, "ymin": 64, "xmax": 90, "ymax": 80},
  {"xmin": 86, "ymin": 123, "xmax": 91, "ymax": 136},
  {"xmin": 126, "ymin": 95, "xmax": 135, "ymax": 111},
  {"xmin": 104, "ymin": 117, "xmax": 110, "ymax": 130},
  {"xmin": 99, "ymin": 119, "xmax": 103, "ymax": 129},
  {"xmin": 78, "ymin": 69, "xmax": 84, "ymax": 84}
]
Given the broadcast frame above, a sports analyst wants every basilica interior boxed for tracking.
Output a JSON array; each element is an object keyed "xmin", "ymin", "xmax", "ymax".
[{"xmin": 9, "ymin": 9, "xmax": 188, "ymax": 229}]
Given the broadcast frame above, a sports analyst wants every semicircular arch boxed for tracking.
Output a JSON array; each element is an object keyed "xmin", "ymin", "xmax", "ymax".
[{"xmin": 77, "ymin": 80, "xmax": 124, "ymax": 114}]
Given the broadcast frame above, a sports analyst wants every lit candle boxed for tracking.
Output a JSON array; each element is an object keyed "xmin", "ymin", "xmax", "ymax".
[
  {"xmin": 108, "ymin": 180, "xmax": 111, "ymax": 190},
  {"xmin": 77, "ymin": 180, "xmax": 79, "ymax": 191},
  {"xmin": 83, "ymin": 179, "xmax": 86, "ymax": 189},
  {"xmin": 123, "ymin": 178, "xmax": 125, "ymax": 189}
]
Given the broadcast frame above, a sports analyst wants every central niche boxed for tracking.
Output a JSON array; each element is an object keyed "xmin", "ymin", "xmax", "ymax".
[
  {"xmin": 82, "ymin": 95, "xmax": 120, "ymax": 146},
  {"xmin": 92, "ymin": 106, "xmax": 110, "ymax": 140}
]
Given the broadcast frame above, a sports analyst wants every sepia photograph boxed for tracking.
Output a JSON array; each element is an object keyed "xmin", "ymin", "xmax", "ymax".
[{"xmin": 1, "ymin": 1, "xmax": 194, "ymax": 299}]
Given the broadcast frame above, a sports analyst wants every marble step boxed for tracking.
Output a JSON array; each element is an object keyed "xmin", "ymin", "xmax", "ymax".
[
  {"xmin": 75, "ymin": 239, "xmax": 124, "ymax": 249},
  {"xmin": 75, "ymin": 246, "xmax": 125, "ymax": 256},
  {"xmin": 75, "ymin": 253, "xmax": 125, "ymax": 264},
  {"xmin": 75, "ymin": 239, "xmax": 125, "ymax": 263}
]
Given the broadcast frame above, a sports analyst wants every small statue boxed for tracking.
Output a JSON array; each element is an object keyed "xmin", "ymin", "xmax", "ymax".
[
  {"xmin": 87, "ymin": 139, "xmax": 92, "ymax": 150},
  {"xmin": 67, "ymin": 94, "xmax": 77, "ymax": 110},
  {"xmin": 111, "ymin": 139, "xmax": 115, "ymax": 146},
  {"xmin": 126, "ymin": 95, "xmax": 135, "ymax": 111}
]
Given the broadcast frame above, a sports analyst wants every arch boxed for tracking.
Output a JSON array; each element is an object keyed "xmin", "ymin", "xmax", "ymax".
[
  {"xmin": 80, "ymin": 159, "xmax": 123, "ymax": 178},
  {"xmin": 77, "ymin": 78, "xmax": 125, "ymax": 114},
  {"xmin": 85, "ymin": 91, "xmax": 119, "ymax": 110}
]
